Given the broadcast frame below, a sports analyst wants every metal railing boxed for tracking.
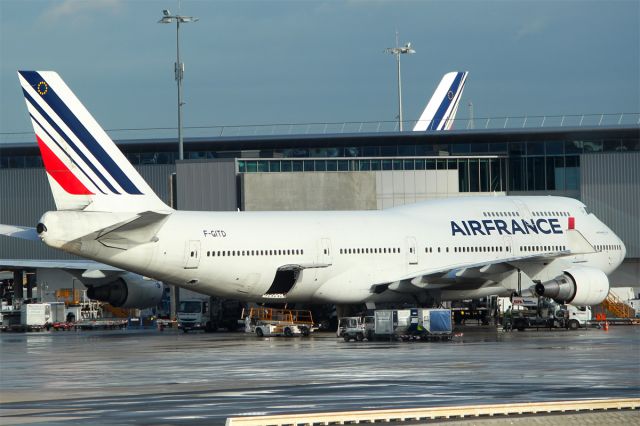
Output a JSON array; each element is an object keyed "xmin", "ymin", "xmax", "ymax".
[{"xmin": 1, "ymin": 112, "xmax": 638, "ymax": 144}]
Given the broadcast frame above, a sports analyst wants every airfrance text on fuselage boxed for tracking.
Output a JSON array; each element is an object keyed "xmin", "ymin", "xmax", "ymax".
[{"xmin": 451, "ymin": 218, "xmax": 563, "ymax": 236}]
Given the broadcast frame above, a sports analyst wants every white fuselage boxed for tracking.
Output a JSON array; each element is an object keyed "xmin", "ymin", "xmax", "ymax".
[{"xmin": 40, "ymin": 196, "xmax": 626, "ymax": 304}]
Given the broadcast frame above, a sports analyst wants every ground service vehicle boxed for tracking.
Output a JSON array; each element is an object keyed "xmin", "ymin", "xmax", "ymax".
[
  {"xmin": 340, "ymin": 316, "xmax": 375, "ymax": 341},
  {"xmin": 556, "ymin": 304, "xmax": 592, "ymax": 330},
  {"xmin": 177, "ymin": 297, "xmax": 243, "ymax": 332},
  {"xmin": 342, "ymin": 308, "xmax": 452, "ymax": 341},
  {"xmin": 506, "ymin": 298, "xmax": 592, "ymax": 331},
  {"xmin": 243, "ymin": 307, "xmax": 315, "ymax": 337}
]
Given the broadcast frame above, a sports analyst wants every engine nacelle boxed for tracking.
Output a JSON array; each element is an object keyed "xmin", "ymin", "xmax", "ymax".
[
  {"xmin": 534, "ymin": 266, "xmax": 609, "ymax": 306},
  {"xmin": 87, "ymin": 273, "xmax": 164, "ymax": 309}
]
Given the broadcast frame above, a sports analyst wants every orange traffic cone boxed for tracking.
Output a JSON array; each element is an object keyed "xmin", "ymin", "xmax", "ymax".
[{"xmin": 603, "ymin": 321, "xmax": 609, "ymax": 331}]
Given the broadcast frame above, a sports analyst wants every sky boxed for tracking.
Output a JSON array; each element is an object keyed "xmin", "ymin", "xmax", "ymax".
[{"xmin": 0, "ymin": 0, "xmax": 639, "ymax": 142}]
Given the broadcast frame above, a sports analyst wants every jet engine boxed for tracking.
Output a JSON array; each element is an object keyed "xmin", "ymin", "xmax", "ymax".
[
  {"xmin": 534, "ymin": 266, "xmax": 609, "ymax": 306},
  {"xmin": 86, "ymin": 273, "xmax": 163, "ymax": 309}
]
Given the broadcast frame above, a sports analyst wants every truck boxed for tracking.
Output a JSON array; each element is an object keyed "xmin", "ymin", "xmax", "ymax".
[
  {"xmin": 243, "ymin": 307, "xmax": 316, "ymax": 337},
  {"xmin": 555, "ymin": 304, "xmax": 592, "ymax": 330},
  {"xmin": 338, "ymin": 316, "xmax": 375, "ymax": 341},
  {"xmin": 502, "ymin": 297, "xmax": 592, "ymax": 331},
  {"xmin": 341, "ymin": 308, "xmax": 453, "ymax": 342},
  {"xmin": 177, "ymin": 296, "xmax": 244, "ymax": 332}
]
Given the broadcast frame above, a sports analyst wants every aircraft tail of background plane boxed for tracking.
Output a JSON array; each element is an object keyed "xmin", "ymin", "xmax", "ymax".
[
  {"xmin": 413, "ymin": 71, "xmax": 468, "ymax": 131},
  {"xmin": 17, "ymin": 71, "xmax": 171, "ymax": 213}
]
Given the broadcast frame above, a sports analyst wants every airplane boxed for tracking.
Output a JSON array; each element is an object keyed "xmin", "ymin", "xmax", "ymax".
[
  {"xmin": 2, "ymin": 71, "xmax": 468, "ymax": 310},
  {"xmin": 4, "ymin": 70, "xmax": 627, "ymax": 310},
  {"xmin": 0, "ymin": 224, "xmax": 164, "ymax": 309},
  {"xmin": 413, "ymin": 71, "xmax": 468, "ymax": 131}
]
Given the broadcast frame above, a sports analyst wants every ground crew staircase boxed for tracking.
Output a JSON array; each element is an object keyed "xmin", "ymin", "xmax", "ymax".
[{"xmin": 597, "ymin": 292, "xmax": 638, "ymax": 323}]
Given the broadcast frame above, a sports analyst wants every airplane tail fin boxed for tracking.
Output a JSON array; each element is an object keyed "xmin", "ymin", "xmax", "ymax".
[
  {"xmin": 413, "ymin": 71, "xmax": 468, "ymax": 131},
  {"xmin": 17, "ymin": 71, "xmax": 171, "ymax": 213}
]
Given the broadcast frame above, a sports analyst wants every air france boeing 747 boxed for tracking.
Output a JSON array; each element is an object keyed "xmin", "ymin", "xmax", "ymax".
[{"xmin": 7, "ymin": 71, "xmax": 626, "ymax": 308}]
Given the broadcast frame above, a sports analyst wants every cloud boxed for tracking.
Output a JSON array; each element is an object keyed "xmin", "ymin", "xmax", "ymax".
[
  {"xmin": 40, "ymin": 0, "xmax": 123, "ymax": 23},
  {"xmin": 516, "ymin": 16, "xmax": 549, "ymax": 40}
]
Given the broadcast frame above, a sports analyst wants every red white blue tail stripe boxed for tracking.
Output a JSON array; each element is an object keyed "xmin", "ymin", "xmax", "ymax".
[
  {"xmin": 19, "ymin": 71, "xmax": 142, "ymax": 195},
  {"xmin": 18, "ymin": 71, "xmax": 170, "ymax": 212},
  {"xmin": 413, "ymin": 71, "xmax": 468, "ymax": 132}
]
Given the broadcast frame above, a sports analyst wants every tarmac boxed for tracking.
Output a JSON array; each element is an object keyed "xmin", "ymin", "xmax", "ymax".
[{"xmin": 0, "ymin": 325, "xmax": 638, "ymax": 425}]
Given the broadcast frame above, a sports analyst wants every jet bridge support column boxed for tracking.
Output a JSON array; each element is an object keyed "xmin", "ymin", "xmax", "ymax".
[
  {"xmin": 13, "ymin": 270, "xmax": 23, "ymax": 300},
  {"xmin": 26, "ymin": 273, "xmax": 35, "ymax": 299}
]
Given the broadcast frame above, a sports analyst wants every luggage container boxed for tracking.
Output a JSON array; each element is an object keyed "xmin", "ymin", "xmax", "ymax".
[
  {"xmin": 21, "ymin": 303, "xmax": 51, "ymax": 328},
  {"xmin": 344, "ymin": 308, "xmax": 453, "ymax": 342},
  {"xmin": 420, "ymin": 308, "xmax": 453, "ymax": 339}
]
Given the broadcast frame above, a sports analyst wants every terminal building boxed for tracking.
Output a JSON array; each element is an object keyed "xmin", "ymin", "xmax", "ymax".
[{"xmin": 1, "ymin": 124, "xmax": 639, "ymax": 290}]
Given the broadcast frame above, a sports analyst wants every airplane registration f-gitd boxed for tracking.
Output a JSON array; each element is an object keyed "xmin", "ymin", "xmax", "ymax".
[{"xmin": 13, "ymin": 71, "xmax": 626, "ymax": 308}]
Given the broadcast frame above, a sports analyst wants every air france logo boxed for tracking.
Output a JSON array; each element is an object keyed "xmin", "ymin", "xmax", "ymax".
[{"xmin": 451, "ymin": 218, "xmax": 563, "ymax": 236}]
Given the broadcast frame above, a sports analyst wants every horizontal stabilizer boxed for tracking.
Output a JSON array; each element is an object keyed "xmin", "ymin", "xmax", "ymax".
[
  {"xmin": 0, "ymin": 224, "xmax": 40, "ymax": 241},
  {"xmin": 97, "ymin": 211, "xmax": 170, "ymax": 250}
]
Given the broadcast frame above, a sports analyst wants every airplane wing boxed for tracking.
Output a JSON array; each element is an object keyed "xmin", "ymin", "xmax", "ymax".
[
  {"xmin": 0, "ymin": 258, "xmax": 124, "ymax": 272},
  {"xmin": 371, "ymin": 250, "xmax": 570, "ymax": 295},
  {"xmin": 372, "ymin": 226, "xmax": 600, "ymax": 295}
]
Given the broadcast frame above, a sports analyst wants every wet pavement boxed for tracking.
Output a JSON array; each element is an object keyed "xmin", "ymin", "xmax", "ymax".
[{"xmin": 0, "ymin": 325, "xmax": 639, "ymax": 425}]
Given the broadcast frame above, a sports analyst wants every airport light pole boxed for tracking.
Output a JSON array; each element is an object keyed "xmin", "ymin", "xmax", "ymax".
[
  {"xmin": 385, "ymin": 32, "xmax": 415, "ymax": 132},
  {"xmin": 158, "ymin": 9, "xmax": 198, "ymax": 161},
  {"xmin": 159, "ymin": 9, "xmax": 197, "ymax": 323}
]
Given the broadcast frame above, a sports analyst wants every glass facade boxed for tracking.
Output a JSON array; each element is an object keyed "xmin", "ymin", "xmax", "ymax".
[
  {"xmin": 1, "ymin": 128, "xmax": 637, "ymax": 193},
  {"xmin": 237, "ymin": 156, "xmax": 508, "ymax": 193}
]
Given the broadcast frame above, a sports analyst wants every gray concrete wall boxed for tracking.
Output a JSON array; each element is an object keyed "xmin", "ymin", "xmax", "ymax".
[
  {"xmin": 609, "ymin": 258, "xmax": 640, "ymax": 288},
  {"xmin": 241, "ymin": 172, "xmax": 377, "ymax": 211},
  {"xmin": 376, "ymin": 170, "xmax": 462, "ymax": 209},
  {"xmin": 177, "ymin": 159, "xmax": 237, "ymax": 211},
  {"xmin": 580, "ymin": 152, "xmax": 640, "ymax": 258}
]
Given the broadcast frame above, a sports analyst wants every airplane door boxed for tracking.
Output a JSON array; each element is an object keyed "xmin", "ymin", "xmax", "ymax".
[
  {"xmin": 184, "ymin": 240, "xmax": 201, "ymax": 269},
  {"xmin": 320, "ymin": 238, "xmax": 333, "ymax": 265},
  {"xmin": 406, "ymin": 236, "xmax": 418, "ymax": 265}
]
